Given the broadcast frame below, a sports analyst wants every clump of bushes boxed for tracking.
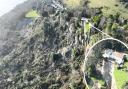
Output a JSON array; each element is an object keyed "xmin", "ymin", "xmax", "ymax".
[
  {"xmin": 72, "ymin": 48, "xmax": 78, "ymax": 59},
  {"xmin": 92, "ymin": 15, "xmax": 102, "ymax": 26},
  {"xmin": 72, "ymin": 48, "xmax": 82, "ymax": 59},
  {"xmin": 123, "ymin": 25, "xmax": 128, "ymax": 30}
]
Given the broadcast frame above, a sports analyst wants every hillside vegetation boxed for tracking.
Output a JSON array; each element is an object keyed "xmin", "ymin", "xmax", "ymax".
[
  {"xmin": 88, "ymin": 0, "xmax": 128, "ymax": 19},
  {"xmin": 0, "ymin": 0, "xmax": 128, "ymax": 89}
]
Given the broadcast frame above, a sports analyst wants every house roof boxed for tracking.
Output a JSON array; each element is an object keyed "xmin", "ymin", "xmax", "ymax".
[
  {"xmin": 103, "ymin": 49, "xmax": 127, "ymax": 64},
  {"xmin": 113, "ymin": 52, "xmax": 125, "ymax": 60}
]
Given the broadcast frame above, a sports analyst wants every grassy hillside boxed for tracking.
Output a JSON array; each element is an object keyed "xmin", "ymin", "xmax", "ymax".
[
  {"xmin": 64, "ymin": 0, "xmax": 83, "ymax": 9},
  {"xmin": 88, "ymin": 0, "xmax": 128, "ymax": 19}
]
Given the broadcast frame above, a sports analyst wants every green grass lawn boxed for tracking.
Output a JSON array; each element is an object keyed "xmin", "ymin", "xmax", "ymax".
[
  {"xmin": 25, "ymin": 10, "xmax": 40, "ymax": 18},
  {"xmin": 88, "ymin": 0, "xmax": 128, "ymax": 19},
  {"xmin": 114, "ymin": 62, "xmax": 128, "ymax": 89}
]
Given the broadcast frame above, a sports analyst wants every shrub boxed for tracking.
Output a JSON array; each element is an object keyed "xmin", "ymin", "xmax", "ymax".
[
  {"xmin": 123, "ymin": 25, "xmax": 128, "ymax": 30},
  {"xmin": 105, "ymin": 22, "xmax": 112, "ymax": 35},
  {"xmin": 71, "ymin": 48, "xmax": 81, "ymax": 59},
  {"xmin": 111, "ymin": 23, "xmax": 119, "ymax": 36},
  {"xmin": 125, "ymin": 55, "xmax": 128, "ymax": 62},
  {"xmin": 92, "ymin": 15, "xmax": 101, "ymax": 26}
]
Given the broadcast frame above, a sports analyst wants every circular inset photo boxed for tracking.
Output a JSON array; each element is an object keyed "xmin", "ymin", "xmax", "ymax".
[{"xmin": 84, "ymin": 39, "xmax": 128, "ymax": 89}]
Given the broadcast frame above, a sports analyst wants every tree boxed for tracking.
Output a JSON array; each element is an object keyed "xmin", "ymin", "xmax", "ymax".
[
  {"xmin": 111, "ymin": 23, "xmax": 119, "ymax": 36},
  {"xmin": 105, "ymin": 22, "xmax": 112, "ymax": 35}
]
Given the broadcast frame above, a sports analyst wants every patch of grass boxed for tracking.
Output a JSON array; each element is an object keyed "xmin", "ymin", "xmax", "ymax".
[
  {"xmin": 63, "ymin": 0, "xmax": 83, "ymax": 9},
  {"xmin": 124, "ymin": 62, "xmax": 128, "ymax": 68},
  {"xmin": 25, "ymin": 10, "xmax": 40, "ymax": 18},
  {"xmin": 88, "ymin": 0, "xmax": 128, "ymax": 19},
  {"xmin": 114, "ymin": 63, "xmax": 128, "ymax": 89},
  {"xmin": 91, "ymin": 77, "xmax": 105, "ymax": 86}
]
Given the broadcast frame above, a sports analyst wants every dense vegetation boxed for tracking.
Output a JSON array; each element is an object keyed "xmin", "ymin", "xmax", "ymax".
[{"xmin": 0, "ymin": 0, "xmax": 128, "ymax": 89}]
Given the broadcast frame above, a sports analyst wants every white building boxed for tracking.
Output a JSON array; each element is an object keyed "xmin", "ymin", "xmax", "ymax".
[{"xmin": 102, "ymin": 49, "xmax": 127, "ymax": 66}]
